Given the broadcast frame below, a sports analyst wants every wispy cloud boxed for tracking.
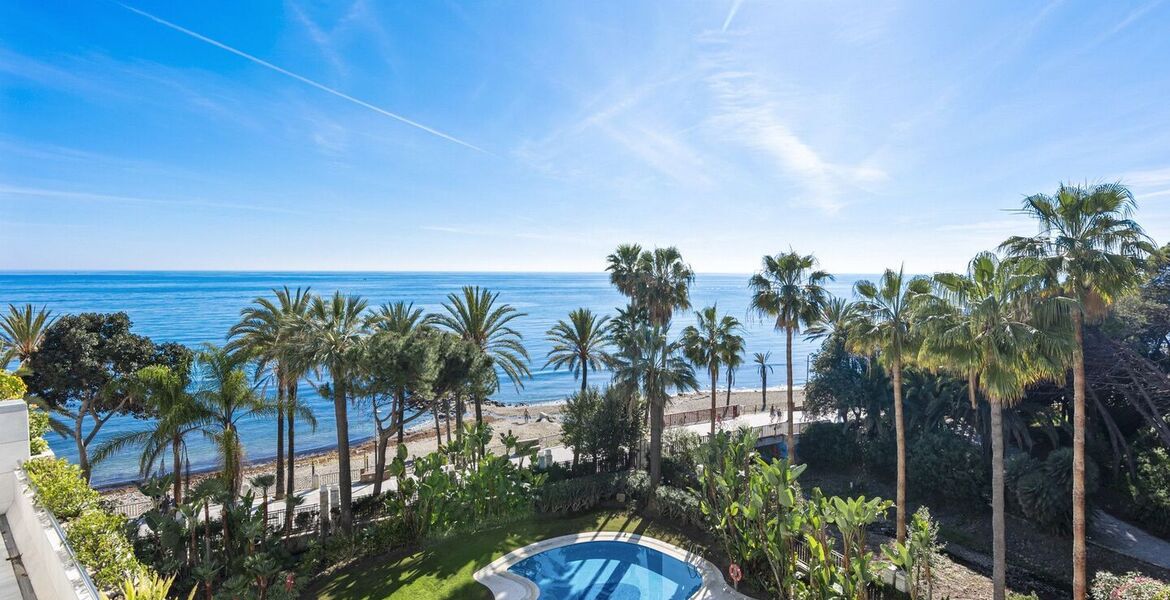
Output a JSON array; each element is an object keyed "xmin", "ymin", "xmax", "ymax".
[
  {"xmin": 0, "ymin": 184, "xmax": 311, "ymax": 216},
  {"xmin": 1124, "ymin": 167, "xmax": 1170, "ymax": 199},
  {"xmin": 115, "ymin": 2, "xmax": 486, "ymax": 154}
]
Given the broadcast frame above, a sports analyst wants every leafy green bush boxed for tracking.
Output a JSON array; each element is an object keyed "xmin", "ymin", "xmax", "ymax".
[
  {"xmin": 860, "ymin": 429, "xmax": 898, "ymax": 479},
  {"xmin": 661, "ymin": 430, "xmax": 702, "ymax": 488},
  {"xmin": 1015, "ymin": 448, "xmax": 1099, "ymax": 535},
  {"xmin": 1122, "ymin": 444, "xmax": 1170, "ymax": 539},
  {"xmin": 1090, "ymin": 570, "xmax": 1170, "ymax": 600},
  {"xmin": 1007, "ymin": 592, "xmax": 1041, "ymax": 600},
  {"xmin": 798, "ymin": 422, "xmax": 860, "ymax": 470},
  {"xmin": 24, "ymin": 457, "xmax": 100, "ymax": 520},
  {"xmin": 0, "ymin": 370, "xmax": 26, "ymax": 399},
  {"xmin": 907, "ymin": 429, "xmax": 986, "ymax": 503},
  {"xmin": 535, "ymin": 470, "xmax": 648, "ymax": 514},
  {"xmin": 653, "ymin": 485, "xmax": 704, "ymax": 528},
  {"xmin": 66, "ymin": 509, "xmax": 146, "ymax": 590},
  {"xmin": 28, "ymin": 405, "xmax": 49, "ymax": 455}
]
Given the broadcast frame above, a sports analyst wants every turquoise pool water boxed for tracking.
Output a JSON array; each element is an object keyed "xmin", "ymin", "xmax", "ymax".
[{"xmin": 507, "ymin": 540, "xmax": 703, "ymax": 599}]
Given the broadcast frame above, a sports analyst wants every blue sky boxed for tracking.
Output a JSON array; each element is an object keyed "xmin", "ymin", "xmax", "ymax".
[{"xmin": 2, "ymin": 1, "xmax": 1169, "ymax": 273}]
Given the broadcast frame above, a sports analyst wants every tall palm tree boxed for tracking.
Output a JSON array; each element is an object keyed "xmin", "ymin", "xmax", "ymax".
[
  {"xmin": 227, "ymin": 287, "xmax": 313, "ymax": 501},
  {"xmin": 545, "ymin": 308, "xmax": 612, "ymax": 393},
  {"xmin": 1000, "ymin": 183, "xmax": 1158, "ymax": 599},
  {"xmin": 192, "ymin": 345, "xmax": 281, "ymax": 499},
  {"xmin": 920, "ymin": 253, "xmax": 1070, "ymax": 600},
  {"xmin": 749, "ymin": 251, "xmax": 833, "ymax": 461},
  {"xmin": 606, "ymin": 244, "xmax": 695, "ymax": 326},
  {"xmin": 432, "ymin": 286, "xmax": 530, "ymax": 427},
  {"xmin": 1, "ymin": 303, "xmax": 57, "ymax": 369},
  {"xmin": 92, "ymin": 363, "xmax": 209, "ymax": 504},
  {"xmin": 368, "ymin": 301, "xmax": 429, "ymax": 444},
  {"xmin": 849, "ymin": 267, "xmax": 931, "ymax": 544},
  {"xmin": 722, "ymin": 335, "xmax": 745, "ymax": 407},
  {"xmin": 293, "ymin": 292, "xmax": 369, "ymax": 533},
  {"xmin": 612, "ymin": 324, "xmax": 697, "ymax": 500},
  {"xmin": 681, "ymin": 306, "xmax": 743, "ymax": 435},
  {"xmin": 753, "ymin": 352, "xmax": 773, "ymax": 409}
]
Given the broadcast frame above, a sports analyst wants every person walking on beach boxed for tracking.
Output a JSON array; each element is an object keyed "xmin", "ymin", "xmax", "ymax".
[{"xmin": 523, "ymin": 408, "xmax": 530, "ymax": 423}]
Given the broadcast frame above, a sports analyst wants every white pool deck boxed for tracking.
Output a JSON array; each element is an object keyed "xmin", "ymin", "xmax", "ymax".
[{"xmin": 472, "ymin": 531, "xmax": 755, "ymax": 600}]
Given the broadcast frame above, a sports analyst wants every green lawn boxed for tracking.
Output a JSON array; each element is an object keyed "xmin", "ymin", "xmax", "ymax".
[{"xmin": 311, "ymin": 510, "xmax": 717, "ymax": 600}]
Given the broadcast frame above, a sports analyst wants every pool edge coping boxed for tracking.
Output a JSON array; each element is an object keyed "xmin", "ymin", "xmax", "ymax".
[{"xmin": 472, "ymin": 531, "xmax": 755, "ymax": 599}]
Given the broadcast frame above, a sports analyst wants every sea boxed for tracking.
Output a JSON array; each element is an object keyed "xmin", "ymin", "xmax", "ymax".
[{"xmin": 0, "ymin": 271, "xmax": 865, "ymax": 487}]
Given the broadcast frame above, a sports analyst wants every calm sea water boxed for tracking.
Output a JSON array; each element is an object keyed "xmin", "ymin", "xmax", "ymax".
[{"xmin": 1, "ymin": 271, "xmax": 863, "ymax": 486}]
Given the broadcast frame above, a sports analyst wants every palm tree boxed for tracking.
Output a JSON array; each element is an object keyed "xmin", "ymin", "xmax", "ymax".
[
  {"xmin": 192, "ymin": 345, "xmax": 281, "ymax": 499},
  {"xmin": 920, "ymin": 253, "xmax": 1069, "ymax": 600},
  {"xmin": 92, "ymin": 364, "xmax": 208, "ymax": 504},
  {"xmin": 612, "ymin": 324, "xmax": 697, "ymax": 500},
  {"xmin": 753, "ymin": 351, "xmax": 773, "ymax": 409},
  {"xmin": 606, "ymin": 244, "xmax": 695, "ymax": 326},
  {"xmin": 805, "ymin": 297, "xmax": 859, "ymax": 342},
  {"xmin": 722, "ymin": 335, "xmax": 745, "ymax": 407},
  {"xmin": 849, "ymin": 267, "xmax": 931, "ymax": 544},
  {"xmin": 749, "ymin": 251, "xmax": 833, "ymax": 462},
  {"xmin": 681, "ymin": 306, "xmax": 743, "ymax": 435},
  {"xmin": 1, "ymin": 303, "xmax": 56, "ymax": 369},
  {"xmin": 545, "ymin": 308, "xmax": 612, "ymax": 392},
  {"xmin": 292, "ymin": 291, "xmax": 369, "ymax": 533},
  {"xmin": 227, "ymin": 287, "xmax": 313, "ymax": 502},
  {"xmin": 432, "ymin": 286, "xmax": 531, "ymax": 427},
  {"xmin": 367, "ymin": 301, "xmax": 429, "ymax": 445},
  {"xmin": 1000, "ymin": 183, "xmax": 1158, "ymax": 599}
]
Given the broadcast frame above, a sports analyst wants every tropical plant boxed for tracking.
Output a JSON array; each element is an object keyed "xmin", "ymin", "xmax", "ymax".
[
  {"xmin": 611, "ymin": 324, "xmax": 697, "ymax": 499},
  {"xmin": 227, "ymin": 286, "xmax": 314, "ymax": 504},
  {"xmin": 432, "ymin": 286, "xmax": 530, "ymax": 428},
  {"xmin": 681, "ymin": 305, "xmax": 743, "ymax": 434},
  {"xmin": 849, "ymin": 267, "xmax": 931, "ymax": 543},
  {"xmin": 0, "ymin": 303, "xmax": 56, "ymax": 368},
  {"xmin": 918, "ymin": 252, "xmax": 1069, "ymax": 600},
  {"xmin": 883, "ymin": 506, "xmax": 943, "ymax": 600},
  {"xmin": 290, "ymin": 291, "xmax": 368, "ymax": 534},
  {"xmin": 1000, "ymin": 182, "xmax": 1158, "ymax": 600},
  {"xmin": 560, "ymin": 386, "xmax": 641, "ymax": 471},
  {"xmin": 806, "ymin": 297, "xmax": 859, "ymax": 342},
  {"xmin": 544, "ymin": 308, "xmax": 612, "ymax": 392},
  {"xmin": 191, "ymin": 345, "xmax": 281, "ymax": 498},
  {"xmin": 91, "ymin": 363, "xmax": 206, "ymax": 504},
  {"xmin": 606, "ymin": 244, "xmax": 695, "ymax": 326},
  {"xmin": 722, "ymin": 332, "xmax": 745, "ymax": 407},
  {"xmin": 753, "ymin": 352, "xmax": 773, "ymax": 409},
  {"xmin": 750, "ymin": 251, "xmax": 833, "ymax": 461}
]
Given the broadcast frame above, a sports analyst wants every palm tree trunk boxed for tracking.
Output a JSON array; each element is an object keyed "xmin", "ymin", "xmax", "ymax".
[
  {"xmin": 968, "ymin": 371, "xmax": 978, "ymax": 409},
  {"xmin": 581, "ymin": 364, "xmax": 588, "ymax": 393},
  {"xmin": 990, "ymin": 397, "xmax": 1006, "ymax": 600},
  {"xmin": 333, "ymin": 373, "xmax": 353, "ymax": 534},
  {"xmin": 432, "ymin": 404, "xmax": 442, "ymax": 446},
  {"xmin": 396, "ymin": 390, "xmax": 406, "ymax": 444},
  {"xmin": 725, "ymin": 371, "xmax": 732, "ymax": 406},
  {"xmin": 455, "ymin": 394, "xmax": 464, "ymax": 440},
  {"xmin": 893, "ymin": 357, "xmax": 907, "ymax": 545},
  {"xmin": 372, "ymin": 430, "xmax": 389, "ymax": 497},
  {"xmin": 649, "ymin": 396, "xmax": 664, "ymax": 505},
  {"xmin": 172, "ymin": 437, "xmax": 183, "ymax": 504},
  {"xmin": 1072, "ymin": 310, "xmax": 1087, "ymax": 600},
  {"xmin": 710, "ymin": 369, "xmax": 718, "ymax": 436},
  {"xmin": 474, "ymin": 394, "xmax": 483, "ymax": 427},
  {"xmin": 284, "ymin": 382, "xmax": 296, "ymax": 533},
  {"xmin": 761, "ymin": 371, "xmax": 767, "ymax": 410},
  {"xmin": 275, "ymin": 383, "xmax": 285, "ymax": 501},
  {"xmin": 786, "ymin": 327, "xmax": 796, "ymax": 462},
  {"xmin": 444, "ymin": 396, "xmax": 452, "ymax": 444}
]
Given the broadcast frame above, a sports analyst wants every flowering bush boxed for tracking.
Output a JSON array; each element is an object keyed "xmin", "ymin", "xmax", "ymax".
[
  {"xmin": 1091, "ymin": 571, "xmax": 1170, "ymax": 600},
  {"xmin": 0, "ymin": 370, "xmax": 25, "ymax": 399}
]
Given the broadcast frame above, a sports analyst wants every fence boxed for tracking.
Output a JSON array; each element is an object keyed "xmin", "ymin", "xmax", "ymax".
[{"xmin": 664, "ymin": 404, "xmax": 741, "ymax": 427}]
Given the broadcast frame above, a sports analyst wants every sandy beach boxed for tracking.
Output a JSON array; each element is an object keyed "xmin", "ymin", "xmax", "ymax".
[{"xmin": 101, "ymin": 387, "xmax": 804, "ymax": 506}]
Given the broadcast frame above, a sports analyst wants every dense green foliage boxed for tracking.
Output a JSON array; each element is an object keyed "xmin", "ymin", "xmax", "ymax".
[
  {"xmin": 534, "ymin": 470, "xmax": 648, "ymax": 514},
  {"xmin": 797, "ymin": 422, "xmax": 860, "ymax": 471},
  {"xmin": 24, "ymin": 457, "xmax": 100, "ymax": 519},
  {"xmin": 908, "ymin": 429, "xmax": 987, "ymax": 504},
  {"xmin": 1090, "ymin": 571, "xmax": 1170, "ymax": 600},
  {"xmin": 559, "ymin": 386, "xmax": 642, "ymax": 471},
  {"xmin": 1012, "ymin": 448, "xmax": 1100, "ymax": 535},
  {"xmin": 0, "ymin": 369, "xmax": 25, "ymax": 399}
]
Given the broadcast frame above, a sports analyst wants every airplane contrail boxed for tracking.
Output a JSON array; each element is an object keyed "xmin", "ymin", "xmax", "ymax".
[{"xmin": 115, "ymin": 2, "xmax": 487, "ymax": 154}]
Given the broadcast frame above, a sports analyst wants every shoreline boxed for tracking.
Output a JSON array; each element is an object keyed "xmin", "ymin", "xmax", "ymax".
[{"xmin": 99, "ymin": 388, "xmax": 803, "ymax": 505}]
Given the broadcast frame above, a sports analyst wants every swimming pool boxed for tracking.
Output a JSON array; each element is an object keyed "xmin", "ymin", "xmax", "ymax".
[
  {"xmin": 473, "ymin": 532, "xmax": 753, "ymax": 600},
  {"xmin": 508, "ymin": 540, "xmax": 703, "ymax": 599}
]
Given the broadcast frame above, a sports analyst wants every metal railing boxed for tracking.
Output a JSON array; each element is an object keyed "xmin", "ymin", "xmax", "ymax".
[{"xmin": 664, "ymin": 404, "xmax": 742, "ymax": 427}]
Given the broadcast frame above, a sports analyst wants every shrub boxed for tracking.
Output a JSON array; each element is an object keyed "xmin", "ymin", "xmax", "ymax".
[
  {"xmin": 860, "ymin": 429, "xmax": 898, "ymax": 479},
  {"xmin": 1015, "ymin": 448, "xmax": 1099, "ymax": 535},
  {"xmin": 1007, "ymin": 593, "xmax": 1041, "ymax": 600},
  {"xmin": 661, "ymin": 430, "xmax": 702, "ymax": 488},
  {"xmin": 28, "ymin": 405, "xmax": 49, "ymax": 455},
  {"xmin": 798, "ymin": 422, "xmax": 860, "ymax": 471},
  {"xmin": 24, "ymin": 457, "xmax": 100, "ymax": 520},
  {"xmin": 1005, "ymin": 454, "xmax": 1041, "ymax": 512},
  {"xmin": 907, "ymin": 429, "xmax": 986, "ymax": 504},
  {"xmin": 1122, "ymin": 444, "xmax": 1170, "ymax": 539},
  {"xmin": 0, "ymin": 370, "xmax": 26, "ymax": 399},
  {"xmin": 535, "ymin": 470, "xmax": 648, "ymax": 514},
  {"xmin": 66, "ymin": 509, "xmax": 147, "ymax": 590},
  {"xmin": 1091, "ymin": 570, "xmax": 1170, "ymax": 600},
  {"xmin": 653, "ymin": 486, "xmax": 704, "ymax": 528}
]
